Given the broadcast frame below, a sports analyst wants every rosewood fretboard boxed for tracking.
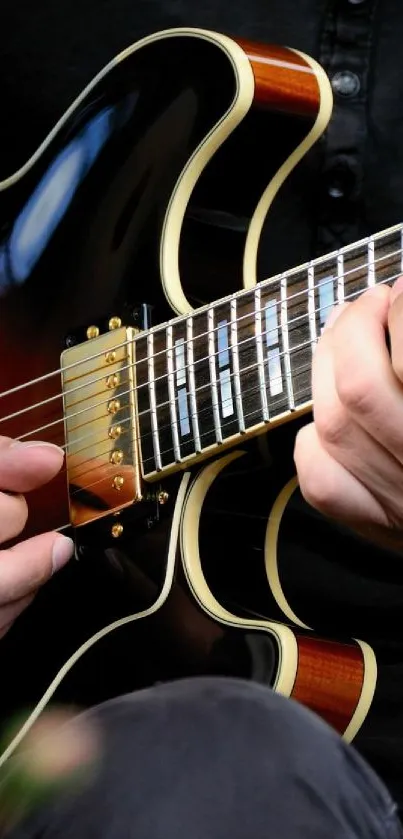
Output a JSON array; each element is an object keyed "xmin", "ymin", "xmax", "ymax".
[{"xmin": 135, "ymin": 223, "xmax": 403, "ymax": 478}]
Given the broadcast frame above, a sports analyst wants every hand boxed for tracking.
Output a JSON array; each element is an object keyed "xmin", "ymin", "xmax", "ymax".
[
  {"xmin": 294, "ymin": 278, "xmax": 403, "ymax": 550},
  {"xmin": 0, "ymin": 437, "xmax": 74, "ymax": 638}
]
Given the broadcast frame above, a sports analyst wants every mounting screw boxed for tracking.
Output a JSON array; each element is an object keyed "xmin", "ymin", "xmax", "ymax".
[
  {"xmin": 86, "ymin": 325, "xmax": 100, "ymax": 340},
  {"xmin": 157, "ymin": 491, "xmax": 169, "ymax": 505},
  {"xmin": 109, "ymin": 425, "xmax": 123, "ymax": 440},
  {"xmin": 112, "ymin": 475, "xmax": 125, "ymax": 491},
  {"xmin": 109, "ymin": 316, "xmax": 122, "ymax": 330},
  {"xmin": 108, "ymin": 399, "xmax": 121, "ymax": 414},
  {"xmin": 106, "ymin": 373, "xmax": 120, "ymax": 389},
  {"xmin": 110, "ymin": 450, "xmax": 124, "ymax": 465},
  {"xmin": 111, "ymin": 522, "xmax": 124, "ymax": 538}
]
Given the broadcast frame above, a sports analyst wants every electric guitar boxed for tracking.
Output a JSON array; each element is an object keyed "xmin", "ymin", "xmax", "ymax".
[{"xmin": 1, "ymin": 27, "xmax": 401, "ymax": 759}]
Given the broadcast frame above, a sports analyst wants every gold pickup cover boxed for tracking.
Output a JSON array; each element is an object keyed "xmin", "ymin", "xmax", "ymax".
[{"xmin": 60, "ymin": 326, "xmax": 142, "ymax": 527}]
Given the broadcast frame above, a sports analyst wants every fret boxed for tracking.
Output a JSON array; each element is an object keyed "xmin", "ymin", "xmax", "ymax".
[
  {"xmin": 186, "ymin": 316, "xmax": 201, "ymax": 453},
  {"xmin": 170, "ymin": 319, "xmax": 196, "ymax": 460},
  {"xmin": 132, "ymin": 334, "xmax": 155, "ymax": 474},
  {"xmin": 372, "ymin": 227, "xmax": 403, "ymax": 286},
  {"xmin": 367, "ymin": 236, "xmax": 375, "ymax": 287},
  {"xmin": 254, "ymin": 288, "xmax": 269, "ymax": 421},
  {"xmin": 307, "ymin": 263, "xmax": 317, "ymax": 350},
  {"xmin": 147, "ymin": 332, "xmax": 162, "ymax": 472},
  {"xmin": 174, "ymin": 338, "xmax": 190, "ymax": 437},
  {"xmin": 134, "ymin": 223, "xmax": 403, "ymax": 479},
  {"xmin": 337, "ymin": 251, "xmax": 345, "ymax": 303},
  {"xmin": 166, "ymin": 326, "xmax": 181, "ymax": 462},
  {"xmin": 341, "ymin": 240, "xmax": 371, "ymax": 302},
  {"xmin": 217, "ymin": 317, "xmax": 234, "ymax": 421},
  {"xmin": 192, "ymin": 312, "xmax": 218, "ymax": 451},
  {"xmin": 230, "ymin": 299, "xmax": 245, "ymax": 432},
  {"xmin": 312, "ymin": 255, "xmax": 339, "ymax": 334},
  {"xmin": 284, "ymin": 268, "xmax": 312, "ymax": 408},
  {"xmin": 235, "ymin": 292, "xmax": 263, "ymax": 431},
  {"xmin": 208, "ymin": 308, "xmax": 223, "ymax": 444},
  {"xmin": 280, "ymin": 274, "xmax": 294, "ymax": 409},
  {"xmin": 265, "ymin": 300, "xmax": 282, "ymax": 396},
  {"xmin": 260, "ymin": 279, "xmax": 290, "ymax": 417}
]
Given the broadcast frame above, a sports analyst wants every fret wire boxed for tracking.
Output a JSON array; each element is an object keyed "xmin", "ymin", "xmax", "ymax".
[
  {"xmin": 367, "ymin": 236, "xmax": 375, "ymax": 287},
  {"xmin": 186, "ymin": 316, "xmax": 201, "ymax": 453},
  {"xmin": 32, "ymin": 268, "xmax": 399, "ymax": 452},
  {"xmin": 166, "ymin": 326, "xmax": 181, "ymax": 462},
  {"xmin": 147, "ymin": 332, "xmax": 162, "ymax": 471},
  {"xmin": 40, "ymin": 268, "xmax": 400, "ymax": 449},
  {"xmin": 307, "ymin": 263, "xmax": 317, "ymax": 351},
  {"xmin": 138, "ymin": 262, "xmax": 402, "ymax": 399},
  {"xmin": 7, "ymin": 235, "xmax": 403, "ymax": 448},
  {"xmin": 337, "ymin": 252, "xmax": 345, "ymax": 303},
  {"xmin": 135, "ymin": 240, "xmax": 403, "ymax": 370},
  {"xmin": 280, "ymin": 273, "xmax": 295, "ymax": 410},
  {"xmin": 208, "ymin": 308, "xmax": 223, "ymax": 444},
  {"xmin": 133, "ymin": 242, "xmax": 402, "ymax": 372},
  {"xmin": 254, "ymin": 288, "xmax": 269, "ymax": 422},
  {"xmin": 2, "ymin": 227, "xmax": 402, "ymax": 413},
  {"xmin": 149, "ymin": 366, "xmax": 313, "ymax": 472},
  {"xmin": 141, "ymin": 274, "xmax": 398, "ymax": 431},
  {"xmin": 230, "ymin": 299, "xmax": 245, "ymax": 432},
  {"xmin": 59, "ymin": 263, "xmax": 396, "ymax": 469}
]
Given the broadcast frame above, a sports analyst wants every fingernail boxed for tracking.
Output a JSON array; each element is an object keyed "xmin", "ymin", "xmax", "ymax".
[
  {"xmin": 11, "ymin": 440, "xmax": 64, "ymax": 456},
  {"xmin": 390, "ymin": 276, "xmax": 403, "ymax": 304},
  {"xmin": 52, "ymin": 536, "xmax": 75, "ymax": 573},
  {"xmin": 323, "ymin": 305, "xmax": 341, "ymax": 331}
]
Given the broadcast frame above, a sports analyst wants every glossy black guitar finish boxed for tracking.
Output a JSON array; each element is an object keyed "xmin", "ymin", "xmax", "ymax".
[{"xmin": 0, "ymin": 30, "xmax": 380, "ymax": 746}]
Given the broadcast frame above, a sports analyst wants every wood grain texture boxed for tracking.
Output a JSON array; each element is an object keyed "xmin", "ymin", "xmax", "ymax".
[
  {"xmin": 292, "ymin": 635, "xmax": 365, "ymax": 734},
  {"xmin": 235, "ymin": 39, "xmax": 320, "ymax": 116}
]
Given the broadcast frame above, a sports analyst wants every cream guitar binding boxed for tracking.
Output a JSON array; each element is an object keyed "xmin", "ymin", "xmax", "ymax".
[{"xmin": 1, "ymin": 27, "xmax": 399, "ymax": 761}]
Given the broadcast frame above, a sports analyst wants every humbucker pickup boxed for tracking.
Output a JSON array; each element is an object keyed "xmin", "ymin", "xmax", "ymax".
[{"xmin": 60, "ymin": 326, "xmax": 142, "ymax": 526}]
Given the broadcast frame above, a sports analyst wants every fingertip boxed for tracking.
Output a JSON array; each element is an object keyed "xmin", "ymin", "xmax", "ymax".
[
  {"xmin": 322, "ymin": 302, "xmax": 349, "ymax": 331},
  {"xmin": 390, "ymin": 276, "xmax": 403, "ymax": 305},
  {"xmin": 51, "ymin": 535, "xmax": 75, "ymax": 574},
  {"xmin": 0, "ymin": 440, "xmax": 65, "ymax": 493}
]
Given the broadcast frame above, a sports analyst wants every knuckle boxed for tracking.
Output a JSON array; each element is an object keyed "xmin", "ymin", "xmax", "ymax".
[
  {"xmin": 336, "ymin": 371, "xmax": 375, "ymax": 416},
  {"xmin": 315, "ymin": 407, "xmax": 348, "ymax": 448},
  {"xmin": 299, "ymin": 468, "xmax": 338, "ymax": 515}
]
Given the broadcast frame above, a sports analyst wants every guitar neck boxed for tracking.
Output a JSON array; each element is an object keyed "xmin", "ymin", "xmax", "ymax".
[{"xmin": 135, "ymin": 222, "xmax": 403, "ymax": 478}]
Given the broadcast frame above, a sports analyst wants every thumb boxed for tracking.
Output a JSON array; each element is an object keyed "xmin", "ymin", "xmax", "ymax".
[{"xmin": 0, "ymin": 533, "xmax": 74, "ymax": 604}]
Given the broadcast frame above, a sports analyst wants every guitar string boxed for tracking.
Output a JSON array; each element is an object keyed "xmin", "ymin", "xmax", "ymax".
[
  {"xmin": 10, "ymin": 331, "xmax": 316, "ymax": 511},
  {"xmin": 67, "ymin": 331, "xmax": 314, "ymax": 483},
  {"xmin": 37, "ymin": 260, "xmax": 398, "ymax": 519},
  {"xmin": 10, "ymin": 268, "xmax": 398, "ymax": 534},
  {"xmin": 67, "ymin": 361, "xmax": 312, "ymax": 502},
  {"xmin": 0, "ymin": 241, "xmax": 400, "ymax": 410},
  {"xmin": 45, "ymin": 275, "xmax": 380, "ymax": 512},
  {"xmin": 3, "ymin": 269, "xmax": 399, "ymax": 448},
  {"xmin": 14, "ymin": 327, "xmax": 312, "ymax": 496},
  {"xmin": 1, "ymin": 243, "xmax": 399, "ymax": 409},
  {"xmin": 7, "ymin": 236, "xmax": 392, "ymax": 425},
  {"xmin": 4, "ymin": 266, "xmax": 398, "ymax": 508}
]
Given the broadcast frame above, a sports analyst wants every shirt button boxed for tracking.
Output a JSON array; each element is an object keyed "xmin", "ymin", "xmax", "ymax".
[
  {"xmin": 331, "ymin": 70, "xmax": 361, "ymax": 97},
  {"xmin": 325, "ymin": 164, "xmax": 356, "ymax": 200}
]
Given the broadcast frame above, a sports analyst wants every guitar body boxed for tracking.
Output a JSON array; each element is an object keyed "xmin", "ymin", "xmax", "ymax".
[{"xmin": 0, "ymin": 29, "xmax": 377, "ymax": 746}]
